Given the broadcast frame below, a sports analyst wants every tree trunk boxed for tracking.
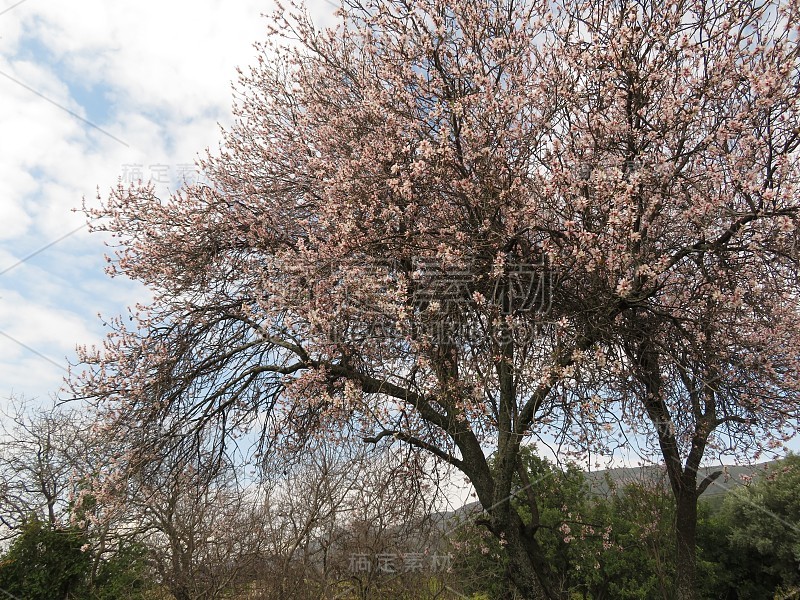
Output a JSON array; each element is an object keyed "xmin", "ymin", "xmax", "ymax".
[
  {"xmin": 503, "ymin": 529, "xmax": 551, "ymax": 599},
  {"xmin": 674, "ymin": 489, "xmax": 698, "ymax": 600},
  {"xmin": 471, "ymin": 486, "xmax": 558, "ymax": 599},
  {"xmin": 497, "ymin": 512, "xmax": 561, "ymax": 600}
]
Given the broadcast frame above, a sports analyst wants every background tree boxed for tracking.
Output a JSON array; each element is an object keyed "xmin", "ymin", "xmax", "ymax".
[
  {"xmin": 700, "ymin": 455, "xmax": 800, "ymax": 599},
  {"xmin": 87, "ymin": 540, "xmax": 153, "ymax": 600},
  {"xmin": 0, "ymin": 397, "xmax": 155, "ymax": 599},
  {"xmin": 0, "ymin": 505, "xmax": 152, "ymax": 600},
  {"xmin": 326, "ymin": 447, "xmax": 450, "ymax": 600},
  {"xmin": 533, "ymin": 0, "xmax": 800, "ymax": 595},
  {"xmin": 250, "ymin": 441, "xmax": 450, "ymax": 600},
  {"xmin": 0, "ymin": 397, "xmax": 91, "ymax": 533},
  {"xmin": 81, "ymin": 411, "xmax": 450, "ymax": 600},
  {"xmin": 587, "ymin": 478, "xmax": 677, "ymax": 600},
  {"xmin": 72, "ymin": 0, "xmax": 800, "ymax": 597},
  {"xmin": 0, "ymin": 516, "xmax": 90, "ymax": 600},
  {"xmin": 80, "ymin": 429, "xmax": 270, "ymax": 600}
]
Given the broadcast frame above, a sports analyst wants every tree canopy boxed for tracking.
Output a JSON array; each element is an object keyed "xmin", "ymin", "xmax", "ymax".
[{"xmin": 72, "ymin": 0, "xmax": 800, "ymax": 597}]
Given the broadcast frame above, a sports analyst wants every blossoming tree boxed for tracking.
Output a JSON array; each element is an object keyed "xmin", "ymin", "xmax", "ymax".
[
  {"xmin": 542, "ymin": 1, "xmax": 800, "ymax": 596},
  {"xmin": 73, "ymin": 0, "xmax": 800, "ymax": 597}
]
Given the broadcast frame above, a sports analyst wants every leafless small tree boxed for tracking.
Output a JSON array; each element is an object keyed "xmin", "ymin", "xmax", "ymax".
[{"xmin": 0, "ymin": 396, "xmax": 91, "ymax": 535}]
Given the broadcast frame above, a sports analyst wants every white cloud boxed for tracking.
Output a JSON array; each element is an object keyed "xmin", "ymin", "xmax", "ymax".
[
  {"xmin": 0, "ymin": 288, "xmax": 96, "ymax": 380},
  {"xmin": 0, "ymin": 0, "xmax": 338, "ymax": 409},
  {"xmin": 24, "ymin": 1, "xmax": 272, "ymax": 118}
]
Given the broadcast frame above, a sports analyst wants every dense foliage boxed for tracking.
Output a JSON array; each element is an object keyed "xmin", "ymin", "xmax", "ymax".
[
  {"xmin": 452, "ymin": 452, "xmax": 800, "ymax": 600},
  {"xmin": 703, "ymin": 454, "xmax": 800, "ymax": 599},
  {"xmin": 0, "ymin": 517, "xmax": 152, "ymax": 600},
  {"xmin": 0, "ymin": 518, "xmax": 90, "ymax": 600}
]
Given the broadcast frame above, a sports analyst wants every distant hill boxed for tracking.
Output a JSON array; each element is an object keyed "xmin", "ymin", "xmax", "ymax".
[
  {"xmin": 581, "ymin": 459, "xmax": 782, "ymax": 500},
  {"xmin": 442, "ymin": 459, "xmax": 785, "ymax": 522}
]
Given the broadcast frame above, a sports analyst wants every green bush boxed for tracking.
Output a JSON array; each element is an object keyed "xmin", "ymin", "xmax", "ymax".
[{"xmin": 0, "ymin": 517, "xmax": 90, "ymax": 600}]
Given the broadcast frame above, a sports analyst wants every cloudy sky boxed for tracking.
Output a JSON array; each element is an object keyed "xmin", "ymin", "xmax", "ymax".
[{"xmin": 0, "ymin": 0, "xmax": 337, "ymax": 408}]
